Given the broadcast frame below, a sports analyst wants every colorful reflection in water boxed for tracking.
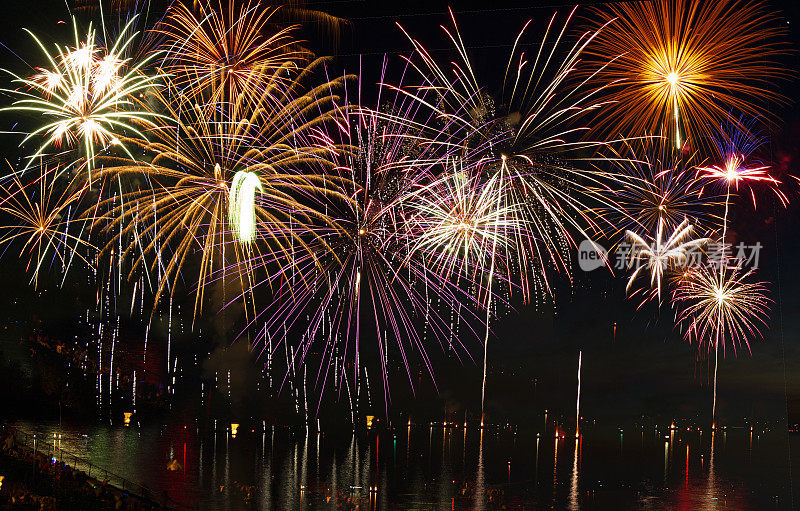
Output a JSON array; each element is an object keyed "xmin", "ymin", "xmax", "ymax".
[{"xmin": 12, "ymin": 420, "xmax": 792, "ymax": 510}]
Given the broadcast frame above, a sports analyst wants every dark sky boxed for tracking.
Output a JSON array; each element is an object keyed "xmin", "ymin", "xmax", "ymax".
[{"xmin": 0, "ymin": 0, "xmax": 798, "ymax": 426}]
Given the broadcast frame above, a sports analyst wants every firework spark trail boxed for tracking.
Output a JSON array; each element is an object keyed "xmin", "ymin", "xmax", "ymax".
[
  {"xmin": 576, "ymin": 350, "xmax": 582, "ymax": 439},
  {"xmin": 229, "ymin": 170, "xmax": 263, "ymax": 244},
  {"xmin": 479, "ymin": 156, "xmax": 508, "ymax": 425}
]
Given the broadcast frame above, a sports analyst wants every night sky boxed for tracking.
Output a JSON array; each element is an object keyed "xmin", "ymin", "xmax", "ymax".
[{"xmin": 0, "ymin": 0, "xmax": 798, "ymax": 428}]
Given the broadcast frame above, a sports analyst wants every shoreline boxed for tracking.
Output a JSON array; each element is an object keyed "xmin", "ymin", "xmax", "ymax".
[{"xmin": 1, "ymin": 427, "xmax": 176, "ymax": 510}]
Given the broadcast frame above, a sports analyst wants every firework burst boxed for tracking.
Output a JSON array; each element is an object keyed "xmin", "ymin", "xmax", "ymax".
[
  {"xmin": 405, "ymin": 161, "xmax": 524, "ymax": 284},
  {"xmin": 91, "ymin": 61, "xmax": 351, "ymax": 319},
  {"xmin": 396, "ymin": 8, "xmax": 628, "ymax": 301},
  {"xmin": 625, "ymin": 218, "xmax": 708, "ymax": 304},
  {"xmin": 158, "ymin": 0, "xmax": 308, "ymax": 119},
  {"xmin": 584, "ymin": 0, "xmax": 790, "ymax": 149},
  {"xmin": 595, "ymin": 137, "xmax": 721, "ymax": 237},
  {"xmin": 673, "ymin": 264, "xmax": 770, "ymax": 353},
  {"xmin": 696, "ymin": 116, "xmax": 788, "ymax": 210},
  {"xmin": 0, "ymin": 165, "xmax": 94, "ymax": 287},
  {"xmin": 2, "ymin": 17, "xmax": 163, "ymax": 178}
]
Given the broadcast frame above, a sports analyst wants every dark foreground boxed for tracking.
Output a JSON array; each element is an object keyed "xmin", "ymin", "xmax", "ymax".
[{"xmin": 0, "ymin": 427, "xmax": 170, "ymax": 510}]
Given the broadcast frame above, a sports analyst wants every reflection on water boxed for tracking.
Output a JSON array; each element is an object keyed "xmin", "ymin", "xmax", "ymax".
[
  {"xmin": 569, "ymin": 438, "xmax": 580, "ymax": 511},
  {"xmin": 705, "ymin": 431, "xmax": 716, "ymax": 511},
  {"xmin": 552, "ymin": 436, "xmax": 559, "ymax": 508},
  {"xmin": 11, "ymin": 420, "xmax": 792, "ymax": 510},
  {"xmin": 474, "ymin": 428, "xmax": 485, "ymax": 511}
]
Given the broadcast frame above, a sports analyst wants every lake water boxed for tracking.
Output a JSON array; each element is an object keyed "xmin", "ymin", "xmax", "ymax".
[{"xmin": 10, "ymin": 419, "xmax": 795, "ymax": 510}]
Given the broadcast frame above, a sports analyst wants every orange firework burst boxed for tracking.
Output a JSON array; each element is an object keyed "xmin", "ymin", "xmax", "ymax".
[{"xmin": 583, "ymin": 0, "xmax": 791, "ymax": 149}]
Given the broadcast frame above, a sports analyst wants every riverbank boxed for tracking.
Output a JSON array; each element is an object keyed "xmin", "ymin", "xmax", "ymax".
[{"xmin": 0, "ymin": 428, "xmax": 171, "ymax": 510}]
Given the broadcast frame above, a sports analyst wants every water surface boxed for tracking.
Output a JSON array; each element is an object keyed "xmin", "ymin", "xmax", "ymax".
[{"xmin": 12, "ymin": 420, "xmax": 793, "ymax": 510}]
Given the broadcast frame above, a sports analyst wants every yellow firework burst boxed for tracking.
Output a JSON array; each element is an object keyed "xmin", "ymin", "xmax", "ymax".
[
  {"xmin": 90, "ymin": 61, "xmax": 353, "ymax": 319},
  {"xmin": 157, "ymin": 0, "xmax": 307, "ymax": 118}
]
